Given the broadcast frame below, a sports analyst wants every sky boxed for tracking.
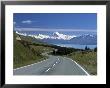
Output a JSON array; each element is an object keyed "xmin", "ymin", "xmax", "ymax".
[{"xmin": 13, "ymin": 13, "xmax": 97, "ymax": 32}]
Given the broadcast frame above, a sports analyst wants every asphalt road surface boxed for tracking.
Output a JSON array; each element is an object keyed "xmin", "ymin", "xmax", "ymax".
[{"xmin": 13, "ymin": 55, "xmax": 89, "ymax": 75}]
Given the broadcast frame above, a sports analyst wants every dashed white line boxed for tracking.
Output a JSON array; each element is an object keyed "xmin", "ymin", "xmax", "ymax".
[
  {"xmin": 58, "ymin": 58, "xmax": 60, "ymax": 61},
  {"xmin": 53, "ymin": 64, "xmax": 56, "ymax": 67},
  {"xmin": 56, "ymin": 61, "xmax": 58, "ymax": 64},
  {"xmin": 45, "ymin": 63, "xmax": 56, "ymax": 72},
  {"xmin": 45, "ymin": 58, "xmax": 59, "ymax": 73},
  {"xmin": 45, "ymin": 68, "xmax": 51, "ymax": 72}
]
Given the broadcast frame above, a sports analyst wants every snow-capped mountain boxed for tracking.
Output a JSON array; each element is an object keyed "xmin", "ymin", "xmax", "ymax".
[
  {"xmin": 16, "ymin": 31, "xmax": 27, "ymax": 36},
  {"xmin": 69, "ymin": 34, "xmax": 97, "ymax": 45},
  {"xmin": 52, "ymin": 32, "xmax": 76, "ymax": 40},
  {"xmin": 41, "ymin": 34, "xmax": 97, "ymax": 45},
  {"xmin": 16, "ymin": 31, "xmax": 76, "ymax": 40},
  {"xmin": 15, "ymin": 31, "xmax": 97, "ymax": 45}
]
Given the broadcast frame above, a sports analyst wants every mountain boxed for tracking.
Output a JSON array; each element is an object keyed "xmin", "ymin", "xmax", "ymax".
[
  {"xmin": 69, "ymin": 34, "xmax": 97, "ymax": 45},
  {"xmin": 52, "ymin": 32, "xmax": 76, "ymax": 40},
  {"xmin": 16, "ymin": 31, "xmax": 76, "ymax": 40},
  {"xmin": 15, "ymin": 31, "xmax": 97, "ymax": 45},
  {"xmin": 40, "ymin": 34, "xmax": 97, "ymax": 45}
]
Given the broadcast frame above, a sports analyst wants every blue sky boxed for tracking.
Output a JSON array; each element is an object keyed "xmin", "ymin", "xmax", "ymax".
[{"xmin": 14, "ymin": 13, "xmax": 97, "ymax": 32}]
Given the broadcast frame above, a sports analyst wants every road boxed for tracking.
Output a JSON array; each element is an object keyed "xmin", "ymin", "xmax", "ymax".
[{"xmin": 13, "ymin": 54, "xmax": 89, "ymax": 75}]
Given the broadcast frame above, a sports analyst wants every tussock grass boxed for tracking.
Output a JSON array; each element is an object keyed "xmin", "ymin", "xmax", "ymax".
[
  {"xmin": 68, "ymin": 51, "xmax": 97, "ymax": 75},
  {"xmin": 14, "ymin": 33, "xmax": 53, "ymax": 69},
  {"xmin": 14, "ymin": 39, "xmax": 46, "ymax": 68}
]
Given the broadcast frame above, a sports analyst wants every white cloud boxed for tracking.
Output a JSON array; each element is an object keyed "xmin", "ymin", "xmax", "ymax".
[
  {"xmin": 13, "ymin": 22, "xmax": 16, "ymax": 25},
  {"xmin": 21, "ymin": 20, "xmax": 32, "ymax": 24}
]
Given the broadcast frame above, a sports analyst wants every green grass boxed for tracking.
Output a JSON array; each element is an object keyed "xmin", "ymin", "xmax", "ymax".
[
  {"xmin": 67, "ymin": 51, "xmax": 97, "ymax": 75},
  {"xmin": 14, "ymin": 39, "xmax": 46, "ymax": 68},
  {"xmin": 14, "ymin": 33, "xmax": 53, "ymax": 69},
  {"xmin": 30, "ymin": 45, "xmax": 54, "ymax": 53}
]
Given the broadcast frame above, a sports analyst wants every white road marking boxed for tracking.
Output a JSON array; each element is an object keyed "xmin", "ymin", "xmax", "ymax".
[
  {"xmin": 64, "ymin": 57, "xmax": 90, "ymax": 76},
  {"xmin": 45, "ymin": 68, "xmax": 51, "ymax": 72},
  {"xmin": 56, "ymin": 57, "xmax": 60, "ymax": 64},
  {"xmin": 14, "ymin": 51, "xmax": 53, "ymax": 70},
  {"xmin": 53, "ymin": 64, "xmax": 56, "ymax": 67},
  {"xmin": 73, "ymin": 61, "xmax": 90, "ymax": 76},
  {"xmin": 45, "ymin": 63, "xmax": 56, "ymax": 72},
  {"xmin": 14, "ymin": 59, "xmax": 49, "ymax": 71},
  {"xmin": 58, "ymin": 58, "xmax": 60, "ymax": 61},
  {"xmin": 45, "ymin": 57, "xmax": 60, "ymax": 73}
]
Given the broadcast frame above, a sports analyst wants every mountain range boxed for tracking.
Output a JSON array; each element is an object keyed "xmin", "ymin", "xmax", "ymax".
[{"xmin": 16, "ymin": 31, "xmax": 97, "ymax": 45}]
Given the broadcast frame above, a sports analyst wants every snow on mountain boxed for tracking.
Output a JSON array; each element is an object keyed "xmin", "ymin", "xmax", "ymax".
[
  {"xmin": 30, "ymin": 34, "xmax": 50, "ymax": 39},
  {"xmin": 15, "ymin": 31, "xmax": 97, "ymax": 45},
  {"xmin": 16, "ymin": 31, "xmax": 27, "ymax": 36},
  {"xmin": 69, "ymin": 34, "xmax": 97, "ymax": 45},
  {"xmin": 53, "ymin": 32, "xmax": 76, "ymax": 40},
  {"xmin": 16, "ymin": 31, "xmax": 76, "ymax": 40}
]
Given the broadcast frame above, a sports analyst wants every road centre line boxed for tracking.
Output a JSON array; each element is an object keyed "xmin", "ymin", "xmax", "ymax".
[{"xmin": 45, "ymin": 68, "xmax": 51, "ymax": 72}]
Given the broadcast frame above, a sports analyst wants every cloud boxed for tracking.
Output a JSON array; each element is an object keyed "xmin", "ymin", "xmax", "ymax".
[
  {"xmin": 21, "ymin": 20, "xmax": 32, "ymax": 24},
  {"xmin": 13, "ymin": 22, "xmax": 16, "ymax": 25}
]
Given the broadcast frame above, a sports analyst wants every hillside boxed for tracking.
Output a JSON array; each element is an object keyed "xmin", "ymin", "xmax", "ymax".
[{"xmin": 14, "ymin": 32, "xmax": 54, "ymax": 68}]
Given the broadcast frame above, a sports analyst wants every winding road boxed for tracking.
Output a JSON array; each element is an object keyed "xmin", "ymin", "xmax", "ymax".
[{"xmin": 13, "ymin": 53, "xmax": 89, "ymax": 75}]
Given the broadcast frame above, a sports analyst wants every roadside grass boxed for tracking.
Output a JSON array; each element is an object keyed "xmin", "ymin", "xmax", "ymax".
[
  {"xmin": 67, "ymin": 51, "xmax": 97, "ymax": 75},
  {"xmin": 14, "ymin": 39, "xmax": 48, "ymax": 68},
  {"xmin": 14, "ymin": 33, "xmax": 53, "ymax": 69}
]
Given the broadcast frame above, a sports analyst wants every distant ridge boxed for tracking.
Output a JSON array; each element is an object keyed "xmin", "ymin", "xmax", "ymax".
[{"xmin": 16, "ymin": 31, "xmax": 97, "ymax": 45}]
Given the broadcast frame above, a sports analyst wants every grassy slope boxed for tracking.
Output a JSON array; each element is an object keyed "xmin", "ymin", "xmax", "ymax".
[
  {"xmin": 67, "ymin": 51, "xmax": 97, "ymax": 75},
  {"xmin": 14, "ymin": 33, "xmax": 53, "ymax": 69}
]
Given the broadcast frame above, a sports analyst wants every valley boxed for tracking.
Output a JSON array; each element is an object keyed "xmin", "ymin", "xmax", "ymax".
[{"xmin": 14, "ymin": 31, "xmax": 97, "ymax": 75}]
